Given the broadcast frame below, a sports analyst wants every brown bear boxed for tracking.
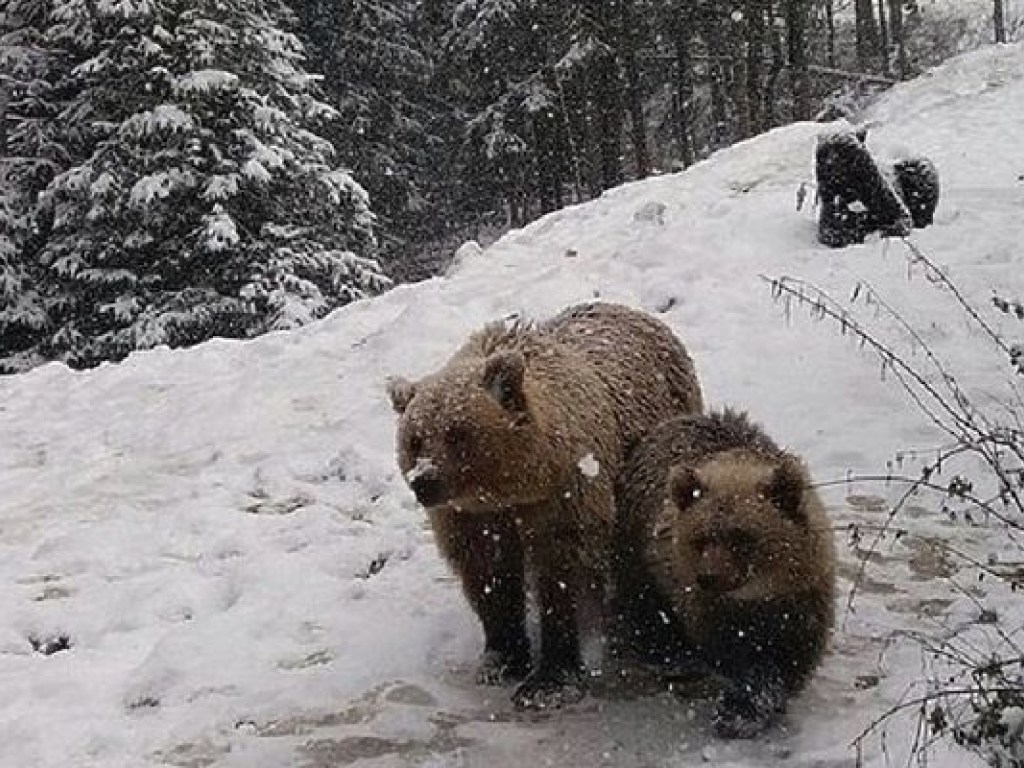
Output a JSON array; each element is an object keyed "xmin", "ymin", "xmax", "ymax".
[
  {"xmin": 387, "ymin": 302, "xmax": 703, "ymax": 709},
  {"xmin": 615, "ymin": 409, "xmax": 835, "ymax": 737}
]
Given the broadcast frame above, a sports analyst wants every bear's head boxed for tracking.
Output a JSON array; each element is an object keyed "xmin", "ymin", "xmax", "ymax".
[
  {"xmin": 815, "ymin": 128, "xmax": 875, "ymax": 189},
  {"xmin": 649, "ymin": 450, "xmax": 816, "ymax": 604},
  {"xmin": 387, "ymin": 350, "xmax": 556, "ymax": 512}
]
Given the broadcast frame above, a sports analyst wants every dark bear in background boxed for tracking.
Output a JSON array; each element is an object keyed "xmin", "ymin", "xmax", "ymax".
[
  {"xmin": 815, "ymin": 128, "xmax": 911, "ymax": 247},
  {"xmin": 892, "ymin": 156, "xmax": 941, "ymax": 228},
  {"xmin": 815, "ymin": 127, "xmax": 939, "ymax": 247},
  {"xmin": 614, "ymin": 409, "xmax": 835, "ymax": 738}
]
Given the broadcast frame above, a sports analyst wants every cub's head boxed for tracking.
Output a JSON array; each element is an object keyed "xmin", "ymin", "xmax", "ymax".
[
  {"xmin": 387, "ymin": 350, "xmax": 552, "ymax": 512},
  {"xmin": 815, "ymin": 128, "xmax": 874, "ymax": 187},
  {"xmin": 649, "ymin": 451, "xmax": 816, "ymax": 602}
]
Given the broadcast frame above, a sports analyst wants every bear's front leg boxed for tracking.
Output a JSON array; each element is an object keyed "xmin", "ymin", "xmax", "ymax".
[
  {"xmin": 511, "ymin": 563, "xmax": 586, "ymax": 710},
  {"xmin": 711, "ymin": 662, "xmax": 787, "ymax": 738},
  {"xmin": 430, "ymin": 511, "xmax": 532, "ymax": 685}
]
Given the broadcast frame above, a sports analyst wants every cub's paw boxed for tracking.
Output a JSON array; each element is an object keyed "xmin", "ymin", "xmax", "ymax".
[
  {"xmin": 476, "ymin": 647, "xmax": 531, "ymax": 686},
  {"xmin": 711, "ymin": 678, "xmax": 785, "ymax": 739},
  {"xmin": 711, "ymin": 703, "xmax": 771, "ymax": 739},
  {"xmin": 511, "ymin": 668, "xmax": 586, "ymax": 710}
]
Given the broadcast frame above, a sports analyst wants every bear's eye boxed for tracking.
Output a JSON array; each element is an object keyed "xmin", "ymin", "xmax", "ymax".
[
  {"xmin": 407, "ymin": 433, "xmax": 424, "ymax": 455},
  {"xmin": 726, "ymin": 530, "xmax": 756, "ymax": 556},
  {"xmin": 445, "ymin": 425, "xmax": 470, "ymax": 455}
]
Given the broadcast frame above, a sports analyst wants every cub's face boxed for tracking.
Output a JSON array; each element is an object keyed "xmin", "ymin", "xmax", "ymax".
[
  {"xmin": 387, "ymin": 350, "xmax": 551, "ymax": 512},
  {"xmin": 650, "ymin": 453, "xmax": 811, "ymax": 603},
  {"xmin": 815, "ymin": 128, "xmax": 871, "ymax": 187}
]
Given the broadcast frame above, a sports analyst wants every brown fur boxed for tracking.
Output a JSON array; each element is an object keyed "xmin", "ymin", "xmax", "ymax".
[
  {"xmin": 615, "ymin": 409, "xmax": 835, "ymax": 736},
  {"xmin": 387, "ymin": 302, "xmax": 703, "ymax": 709}
]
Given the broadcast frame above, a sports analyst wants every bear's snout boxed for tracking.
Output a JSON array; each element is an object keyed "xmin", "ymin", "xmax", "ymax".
[
  {"xmin": 409, "ymin": 466, "xmax": 444, "ymax": 507},
  {"xmin": 695, "ymin": 541, "xmax": 745, "ymax": 593}
]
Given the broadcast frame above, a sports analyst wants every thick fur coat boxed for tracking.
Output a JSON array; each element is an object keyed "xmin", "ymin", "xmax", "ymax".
[
  {"xmin": 388, "ymin": 302, "xmax": 703, "ymax": 709},
  {"xmin": 615, "ymin": 409, "xmax": 835, "ymax": 736}
]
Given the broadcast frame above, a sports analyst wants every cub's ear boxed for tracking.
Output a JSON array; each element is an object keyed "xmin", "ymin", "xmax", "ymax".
[
  {"xmin": 767, "ymin": 457, "xmax": 807, "ymax": 521},
  {"xmin": 482, "ymin": 351, "xmax": 526, "ymax": 412},
  {"xmin": 386, "ymin": 376, "xmax": 417, "ymax": 414},
  {"xmin": 669, "ymin": 465, "xmax": 704, "ymax": 512}
]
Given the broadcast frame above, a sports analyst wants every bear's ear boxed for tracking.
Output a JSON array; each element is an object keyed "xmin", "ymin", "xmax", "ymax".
[
  {"xmin": 669, "ymin": 465, "xmax": 704, "ymax": 512},
  {"xmin": 482, "ymin": 351, "xmax": 527, "ymax": 413},
  {"xmin": 386, "ymin": 376, "xmax": 417, "ymax": 414},
  {"xmin": 766, "ymin": 457, "xmax": 806, "ymax": 522}
]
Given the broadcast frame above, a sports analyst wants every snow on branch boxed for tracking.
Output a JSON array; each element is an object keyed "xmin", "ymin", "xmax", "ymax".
[
  {"xmin": 173, "ymin": 70, "xmax": 239, "ymax": 96},
  {"xmin": 120, "ymin": 105, "xmax": 195, "ymax": 140}
]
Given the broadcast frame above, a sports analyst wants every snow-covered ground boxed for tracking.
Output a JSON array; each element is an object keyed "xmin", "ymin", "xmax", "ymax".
[{"xmin": 3, "ymin": 42, "xmax": 1024, "ymax": 768}]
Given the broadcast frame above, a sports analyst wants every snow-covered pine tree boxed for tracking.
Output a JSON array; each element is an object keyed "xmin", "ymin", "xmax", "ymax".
[
  {"xmin": 445, "ymin": 0, "xmax": 634, "ymax": 224},
  {"xmin": 290, "ymin": 0, "xmax": 438, "ymax": 270},
  {"xmin": 0, "ymin": 0, "xmax": 61, "ymax": 372},
  {"xmin": 446, "ymin": 0, "xmax": 578, "ymax": 226},
  {"xmin": 38, "ymin": 0, "xmax": 388, "ymax": 368}
]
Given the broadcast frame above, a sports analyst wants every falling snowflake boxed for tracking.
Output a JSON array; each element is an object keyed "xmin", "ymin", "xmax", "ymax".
[{"xmin": 577, "ymin": 453, "xmax": 600, "ymax": 479}]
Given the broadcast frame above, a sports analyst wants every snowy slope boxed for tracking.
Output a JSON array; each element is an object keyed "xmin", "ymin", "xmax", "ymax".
[{"xmin": 2, "ymin": 42, "xmax": 1024, "ymax": 768}]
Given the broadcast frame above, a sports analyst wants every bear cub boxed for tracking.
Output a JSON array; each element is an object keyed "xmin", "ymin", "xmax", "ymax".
[
  {"xmin": 615, "ymin": 409, "xmax": 835, "ymax": 737},
  {"xmin": 388, "ymin": 302, "xmax": 703, "ymax": 709}
]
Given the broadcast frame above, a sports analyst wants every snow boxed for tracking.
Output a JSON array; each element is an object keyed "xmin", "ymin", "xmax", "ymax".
[
  {"xmin": 3, "ymin": 41, "xmax": 1024, "ymax": 768},
  {"xmin": 119, "ymin": 106, "xmax": 196, "ymax": 141},
  {"xmin": 241, "ymin": 160, "xmax": 272, "ymax": 186},
  {"xmin": 130, "ymin": 168, "xmax": 196, "ymax": 208},
  {"xmin": 405, "ymin": 457, "xmax": 437, "ymax": 486},
  {"xmin": 201, "ymin": 205, "xmax": 240, "ymax": 252},
  {"xmin": 202, "ymin": 174, "xmax": 241, "ymax": 202},
  {"xmin": 174, "ymin": 70, "xmax": 239, "ymax": 95},
  {"xmin": 96, "ymin": 0, "xmax": 156, "ymax": 18},
  {"xmin": 253, "ymin": 105, "xmax": 288, "ymax": 133},
  {"xmin": 578, "ymin": 454, "xmax": 601, "ymax": 480}
]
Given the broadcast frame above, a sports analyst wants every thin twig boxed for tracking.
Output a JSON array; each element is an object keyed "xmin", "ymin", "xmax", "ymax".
[{"xmin": 902, "ymin": 241, "xmax": 1011, "ymax": 358}]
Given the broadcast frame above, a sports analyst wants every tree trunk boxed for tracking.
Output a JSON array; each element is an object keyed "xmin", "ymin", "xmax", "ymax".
[
  {"xmin": 620, "ymin": 0, "xmax": 650, "ymax": 177},
  {"xmin": 531, "ymin": 112, "xmax": 563, "ymax": 214},
  {"xmin": 877, "ymin": 0, "xmax": 889, "ymax": 74},
  {"xmin": 0, "ymin": 82, "xmax": 9, "ymax": 155},
  {"xmin": 994, "ymin": 0, "xmax": 1007, "ymax": 43},
  {"xmin": 672, "ymin": 18, "xmax": 696, "ymax": 166},
  {"xmin": 593, "ymin": 1, "xmax": 623, "ymax": 190},
  {"xmin": 555, "ymin": 77, "xmax": 586, "ymax": 203},
  {"xmin": 594, "ymin": 51, "xmax": 623, "ymax": 190},
  {"xmin": 765, "ymin": 1, "xmax": 785, "ymax": 127},
  {"xmin": 855, "ymin": 0, "xmax": 880, "ymax": 72},
  {"xmin": 784, "ymin": 0, "xmax": 810, "ymax": 121},
  {"xmin": 729, "ymin": 1, "xmax": 751, "ymax": 140},
  {"xmin": 746, "ymin": 0, "xmax": 766, "ymax": 134},
  {"xmin": 702, "ymin": 0, "xmax": 732, "ymax": 149},
  {"xmin": 826, "ymin": 0, "xmax": 836, "ymax": 68},
  {"xmin": 888, "ymin": 0, "xmax": 906, "ymax": 78}
]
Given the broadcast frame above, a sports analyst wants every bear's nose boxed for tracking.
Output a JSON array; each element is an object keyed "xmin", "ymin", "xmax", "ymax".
[{"xmin": 410, "ymin": 471, "xmax": 444, "ymax": 507}]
